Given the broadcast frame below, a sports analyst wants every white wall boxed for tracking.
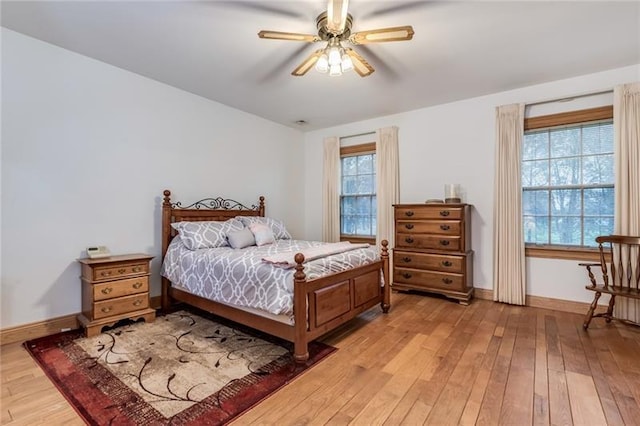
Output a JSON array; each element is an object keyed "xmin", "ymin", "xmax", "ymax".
[
  {"xmin": 304, "ymin": 64, "xmax": 640, "ymax": 304},
  {"xmin": 1, "ymin": 29, "xmax": 304, "ymax": 327}
]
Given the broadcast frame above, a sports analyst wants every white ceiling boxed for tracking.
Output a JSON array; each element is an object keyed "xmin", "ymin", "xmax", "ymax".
[{"xmin": 2, "ymin": 1, "xmax": 639, "ymax": 130}]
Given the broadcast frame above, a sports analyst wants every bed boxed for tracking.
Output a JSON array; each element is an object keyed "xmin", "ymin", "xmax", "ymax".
[{"xmin": 160, "ymin": 190, "xmax": 390, "ymax": 363}]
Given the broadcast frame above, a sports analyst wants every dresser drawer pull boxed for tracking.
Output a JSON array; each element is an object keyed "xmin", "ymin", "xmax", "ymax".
[
  {"xmin": 133, "ymin": 282, "xmax": 143, "ymax": 289},
  {"xmin": 405, "ymin": 237, "xmax": 414, "ymax": 244},
  {"xmin": 101, "ymin": 307, "xmax": 112, "ymax": 313},
  {"xmin": 101, "ymin": 287, "xmax": 113, "ymax": 295},
  {"xmin": 401, "ymin": 256, "xmax": 412, "ymax": 263},
  {"xmin": 132, "ymin": 266, "xmax": 143, "ymax": 273},
  {"xmin": 404, "ymin": 224, "xmax": 414, "ymax": 230},
  {"xmin": 118, "ymin": 268, "xmax": 126, "ymax": 274},
  {"xmin": 402, "ymin": 272, "xmax": 412, "ymax": 279},
  {"xmin": 439, "ymin": 240, "xmax": 450, "ymax": 246},
  {"xmin": 442, "ymin": 278, "xmax": 453, "ymax": 285},
  {"xmin": 439, "ymin": 210, "xmax": 450, "ymax": 217},
  {"xmin": 133, "ymin": 300, "xmax": 143, "ymax": 307},
  {"xmin": 405, "ymin": 211, "xmax": 414, "ymax": 217},
  {"xmin": 440, "ymin": 224, "xmax": 450, "ymax": 231},
  {"xmin": 441, "ymin": 261, "xmax": 453, "ymax": 267},
  {"xmin": 100, "ymin": 271, "xmax": 112, "ymax": 277}
]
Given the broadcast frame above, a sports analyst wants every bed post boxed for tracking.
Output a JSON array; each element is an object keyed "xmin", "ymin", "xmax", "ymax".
[
  {"xmin": 161, "ymin": 190, "xmax": 172, "ymax": 312},
  {"xmin": 293, "ymin": 253, "xmax": 309, "ymax": 363},
  {"xmin": 258, "ymin": 196, "xmax": 265, "ymax": 217},
  {"xmin": 381, "ymin": 240, "xmax": 391, "ymax": 313}
]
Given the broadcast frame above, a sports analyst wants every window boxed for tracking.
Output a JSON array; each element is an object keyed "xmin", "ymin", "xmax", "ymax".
[
  {"xmin": 340, "ymin": 143, "xmax": 376, "ymax": 242},
  {"xmin": 522, "ymin": 106, "xmax": 614, "ymax": 255}
]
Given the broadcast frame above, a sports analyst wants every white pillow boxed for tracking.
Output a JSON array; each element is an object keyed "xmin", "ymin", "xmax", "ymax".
[
  {"xmin": 171, "ymin": 218, "xmax": 244, "ymax": 250},
  {"xmin": 238, "ymin": 216, "xmax": 292, "ymax": 240},
  {"xmin": 249, "ymin": 222, "xmax": 275, "ymax": 246}
]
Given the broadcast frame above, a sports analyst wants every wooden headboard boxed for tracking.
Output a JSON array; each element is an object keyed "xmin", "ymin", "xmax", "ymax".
[{"xmin": 161, "ymin": 189, "xmax": 265, "ymax": 261}]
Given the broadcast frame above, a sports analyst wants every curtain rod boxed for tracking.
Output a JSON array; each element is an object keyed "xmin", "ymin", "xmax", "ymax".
[
  {"xmin": 340, "ymin": 130, "xmax": 376, "ymax": 140},
  {"xmin": 526, "ymin": 89, "xmax": 613, "ymax": 107}
]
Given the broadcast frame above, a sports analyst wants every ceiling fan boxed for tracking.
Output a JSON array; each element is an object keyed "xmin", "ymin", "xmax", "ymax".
[{"xmin": 258, "ymin": 0, "xmax": 414, "ymax": 77}]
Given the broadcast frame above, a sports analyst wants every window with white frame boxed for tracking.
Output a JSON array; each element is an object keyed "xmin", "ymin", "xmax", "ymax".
[
  {"xmin": 340, "ymin": 143, "xmax": 376, "ymax": 241},
  {"xmin": 522, "ymin": 107, "xmax": 614, "ymax": 248}
]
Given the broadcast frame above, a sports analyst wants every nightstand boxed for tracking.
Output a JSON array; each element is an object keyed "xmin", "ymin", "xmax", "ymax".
[{"xmin": 77, "ymin": 253, "xmax": 155, "ymax": 337}]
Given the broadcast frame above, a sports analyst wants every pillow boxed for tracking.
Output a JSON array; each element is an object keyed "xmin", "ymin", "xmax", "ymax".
[
  {"xmin": 171, "ymin": 218, "xmax": 244, "ymax": 250},
  {"xmin": 227, "ymin": 227, "xmax": 256, "ymax": 249},
  {"xmin": 249, "ymin": 222, "xmax": 275, "ymax": 246},
  {"xmin": 237, "ymin": 216, "xmax": 292, "ymax": 240}
]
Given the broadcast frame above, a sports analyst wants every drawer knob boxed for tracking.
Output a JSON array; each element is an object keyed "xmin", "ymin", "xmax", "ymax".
[
  {"xmin": 405, "ymin": 237, "xmax": 414, "ymax": 244},
  {"xmin": 442, "ymin": 278, "xmax": 453, "ymax": 284},
  {"xmin": 404, "ymin": 223, "xmax": 414, "ymax": 230},
  {"xmin": 405, "ymin": 211, "xmax": 414, "ymax": 217},
  {"xmin": 439, "ymin": 211, "xmax": 450, "ymax": 217},
  {"xmin": 401, "ymin": 256, "xmax": 412, "ymax": 263},
  {"xmin": 133, "ymin": 282, "xmax": 143, "ymax": 289},
  {"xmin": 132, "ymin": 266, "xmax": 142, "ymax": 273},
  {"xmin": 402, "ymin": 272, "xmax": 412, "ymax": 279},
  {"xmin": 440, "ymin": 224, "xmax": 450, "ymax": 231},
  {"xmin": 441, "ymin": 261, "xmax": 453, "ymax": 267},
  {"xmin": 118, "ymin": 268, "xmax": 126, "ymax": 274},
  {"xmin": 101, "ymin": 287, "xmax": 113, "ymax": 295},
  {"xmin": 100, "ymin": 271, "xmax": 112, "ymax": 277},
  {"xmin": 101, "ymin": 307, "xmax": 112, "ymax": 313},
  {"xmin": 439, "ymin": 240, "xmax": 450, "ymax": 246},
  {"xmin": 133, "ymin": 300, "xmax": 143, "ymax": 307}
]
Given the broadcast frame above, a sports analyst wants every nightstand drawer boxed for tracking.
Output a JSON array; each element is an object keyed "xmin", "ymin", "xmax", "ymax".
[
  {"xmin": 93, "ymin": 276, "xmax": 149, "ymax": 301},
  {"xmin": 93, "ymin": 293, "xmax": 149, "ymax": 320},
  {"xmin": 396, "ymin": 207, "xmax": 463, "ymax": 220},
  {"xmin": 396, "ymin": 220, "xmax": 461, "ymax": 235},
  {"xmin": 394, "ymin": 251, "xmax": 464, "ymax": 273},
  {"xmin": 394, "ymin": 267, "xmax": 465, "ymax": 292},
  {"xmin": 92, "ymin": 262, "xmax": 149, "ymax": 281},
  {"xmin": 395, "ymin": 233, "xmax": 461, "ymax": 251}
]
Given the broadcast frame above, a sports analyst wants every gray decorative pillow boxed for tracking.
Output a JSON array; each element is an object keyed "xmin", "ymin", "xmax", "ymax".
[
  {"xmin": 171, "ymin": 218, "xmax": 244, "ymax": 250},
  {"xmin": 237, "ymin": 216, "xmax": 292, "ymax": 240},
  {"xmin": 227, "ymin": 227, "xmax": 256, "ymax": 249}
]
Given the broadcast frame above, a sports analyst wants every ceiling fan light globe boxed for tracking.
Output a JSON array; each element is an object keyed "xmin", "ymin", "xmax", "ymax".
[
  {"xmin": 329, "ymin": 64, "xmax": 342, "ymax": 76},
  {"xmin": 341, "ymin": 54, "xmax": 353, "ymax": 72},
  {"xmin": 316, "ymin": 54, "xmax": 329, "ymax": 73},
  {"xmin": 328, "ymin": 47, "xmax": 342, "ymax": 66}
]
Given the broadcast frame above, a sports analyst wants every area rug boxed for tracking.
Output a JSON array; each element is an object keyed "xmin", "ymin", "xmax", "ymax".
[{"xmin": 24, "ymin": 310, "xmax": 335, "ymax": 425}]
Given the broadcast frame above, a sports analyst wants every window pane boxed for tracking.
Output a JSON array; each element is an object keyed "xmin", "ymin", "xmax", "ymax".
[
  {"xmin": 341, "ymin": 215, "xmax": 355, "ymax": 234},
  {"xmin": 551, "ymin": 217, "xmax": 581, "ymax": 245},
  {"xmin": 357, "ymin": 175, "xmax": 374, "ymax": 194},
  {"xmin": 341, "ymin": 196, "xmax": 356, "ymax": 215},
  {"xmin": 522, "ymin": 160, "xmax": 549, "ymax": 186},
  {"xmin": 550, "ymin": 158, "xmax": 580, "ymax": 186},
  {"xmin": 550, "ymin": 127, "xmax": 580, "ymax": 157},
  {"xmin": 372, "ymin": 195, "xmax": 377, "ymax": 215},
  {"xmin": 356, "ymin": 216, "xmax": 371, "ymax": 235},
  {"xmin": 551, "ymin": 189, "xmax": 581, "ymax": 216},
  {"xmin": 523, "ymin": 131, "xmax": 549, "ymax": 160},
  {"xmin": 584, "ymin": 217, "xmax": 614, "ymax": 247},
  {"xmin": 582, "ymin": 154, "xmax": 614, "ymax": 184},
  {"xmin": 524, "ymin": 216, "xmax": 549, "ymax": 245},
  {"xmin": 358, "ymin": 154, "xmax": 373, "ymax": 174},
  {"xmin": 342, "ymin": 176, "xmax": 357, "ymax": 195},
  {"xmin": 583, "ymin": 123, "xmax": 613, "ymax": 155},
  {"xmin": 523, "ymin": 189, "xmax": 549, "ymax": 215},
  {"xmin": 356, "ymin": 196, "xmax": 371, "ymax": 215},
  {"xmin": 584, "ymin": 188, "xmax": 614, "ymax": 216},
  {"xmin": 342, "ymin": 157, "xmax": 357, "ymax": 176}
]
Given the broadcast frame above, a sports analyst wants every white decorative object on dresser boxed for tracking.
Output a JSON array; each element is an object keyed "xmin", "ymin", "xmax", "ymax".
[
  {"xmin": 392, "ymin": 203, "xmax": 474, "ymax": 305},
  {"xmin": 77, "ymin": 253, "xmax": 155, "ymax": 337}
]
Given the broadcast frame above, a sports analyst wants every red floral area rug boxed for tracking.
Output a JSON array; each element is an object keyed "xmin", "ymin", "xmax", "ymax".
[{"xmin": 24, "ymin": 310, "xmax": 335, "ymax": 425}]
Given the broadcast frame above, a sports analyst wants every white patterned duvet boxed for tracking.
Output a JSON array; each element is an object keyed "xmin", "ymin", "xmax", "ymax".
[{"xmin": 161, "ymin": 238, "xmax": 379, "ymax": 318}]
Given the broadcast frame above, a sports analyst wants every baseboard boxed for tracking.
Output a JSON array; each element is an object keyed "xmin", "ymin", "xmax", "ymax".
[
  {"xmin": 474, "ymin": 288, "xmax": 590, "ymax": 315},
  {"xmin": 0, "ymin": 296, "xmax": 163, "ymax": 346}
]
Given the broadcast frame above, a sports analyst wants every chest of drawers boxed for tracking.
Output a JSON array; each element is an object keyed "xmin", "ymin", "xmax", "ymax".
[
  {"xmin": 77, "ymin": 254, "xmax": 156, "ymax": 336},
  {"xmin": 393, "ymin": 204, "xmax": 473, "ymax": 304}
]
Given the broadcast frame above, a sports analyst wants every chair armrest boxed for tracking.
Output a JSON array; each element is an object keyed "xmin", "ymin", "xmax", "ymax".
[{"xmin": 578, "ymin": 262, "xmax": 601, "ymax": 267}]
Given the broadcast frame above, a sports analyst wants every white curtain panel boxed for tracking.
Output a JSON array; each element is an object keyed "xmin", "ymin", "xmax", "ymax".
[
  {"xmin": 493, "ymin": 103, "xmax": 526, "ymax": 305},
  {"xmin": 613, "ymin": 82, "xmax": 640, "ymax": 323},
  {"xmin": 376, "ymin": 126, "xmax": 400, "ymax": 251},
  {"xmin": 322, "ymin": 136, "xmax": 341, "ymax": 242}
]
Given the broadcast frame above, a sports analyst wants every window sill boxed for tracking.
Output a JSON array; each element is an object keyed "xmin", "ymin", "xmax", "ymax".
[
  {"xmin": 340, "ymin": 235, "xmax": 376, "ymax": 245},
  {"xmin": 525, "ymin": 245, "xmax": 601, "ymax": 261}
]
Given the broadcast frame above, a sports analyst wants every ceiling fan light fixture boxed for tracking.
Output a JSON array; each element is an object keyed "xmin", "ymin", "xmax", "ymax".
[
  {"xmin": 328, "ymin": 46, "xmax": 342, "ymax": 66},
  {"xmin": 341, "ymin": 52, "xmax": 353, "ymax": 72},
  {"xmin": 315, "ymin": 53, "xmax": 329, "ymax": 73},
  {"xmin": 329, "ymin": 63, "xmax": 342, "ymax": 77}
]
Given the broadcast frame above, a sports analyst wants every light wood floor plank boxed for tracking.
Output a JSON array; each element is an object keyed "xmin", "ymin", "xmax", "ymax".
[{"xmin": 565, "ymin": 371, "xmax": 608, "ymax": 426}]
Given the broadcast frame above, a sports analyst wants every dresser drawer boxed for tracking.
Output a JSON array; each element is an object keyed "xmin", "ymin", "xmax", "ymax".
[
  {"xmin": 396, "ymin": 220, "xmax": 461, "ymax": 235},
  {"xmin": 93, "ymin": 293, "xmax": 149, "ymax": 320},
  {"xmin": 394, "ymin": 251, "xmax": 464, "ymax": 273},
  {"xmin": 93, "ymin": 276, "xmax": 149, "ymax": 301},
  {"xmin": 396, "ymin": 233, "xmax": 461, "ymax": 251},
  {"xmin": 92, "ymin": 262, "xmax": 149, "ymax": 281},
  {"xmin": 394, "ymin": 267, "xmax": 465, "ymax": 292},
  {"xmin": 395, "ymin": 206, "xmax": 463, "ymax": 220}
]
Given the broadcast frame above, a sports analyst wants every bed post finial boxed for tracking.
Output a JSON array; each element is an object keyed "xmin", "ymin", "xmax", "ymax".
[
  {"xmin": 293, "ymin": 253, "xmax": 309, "ymax": 363},
  {"xmin": 259, "ymin": 196, "xmax": 265, "ymax": 217},
  {"xmin": 380, "ymin": 240, "xmax": 391, "ymax": 313},
  {"xmin": 163, "ymin": 190, "xmax": 171, "ymax": 206}
]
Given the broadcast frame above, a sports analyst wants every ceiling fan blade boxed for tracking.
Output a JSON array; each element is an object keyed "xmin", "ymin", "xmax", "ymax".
[
  {"xmin": 327, "ymin": 0, "xmax": 350, "ymax": 34},
  {"xmin": 349, "ymin": 26, "xmax": 415, "ymax": 45},
  {"xmin": 344, "ymin": 48, "xmax": 374, "ymax": 77},
  {"xmin": 291, "ymin": 49, "xmax": 324, "ymax": 76},
  {"xmin": 258, "ymin": 31, "xmax": 320, "ymax": 43}
]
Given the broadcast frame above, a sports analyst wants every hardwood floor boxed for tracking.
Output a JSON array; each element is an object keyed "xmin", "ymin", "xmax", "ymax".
[{"xmin": 2, "ymin": 292, "xmax": 640, "ymax": 425}]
